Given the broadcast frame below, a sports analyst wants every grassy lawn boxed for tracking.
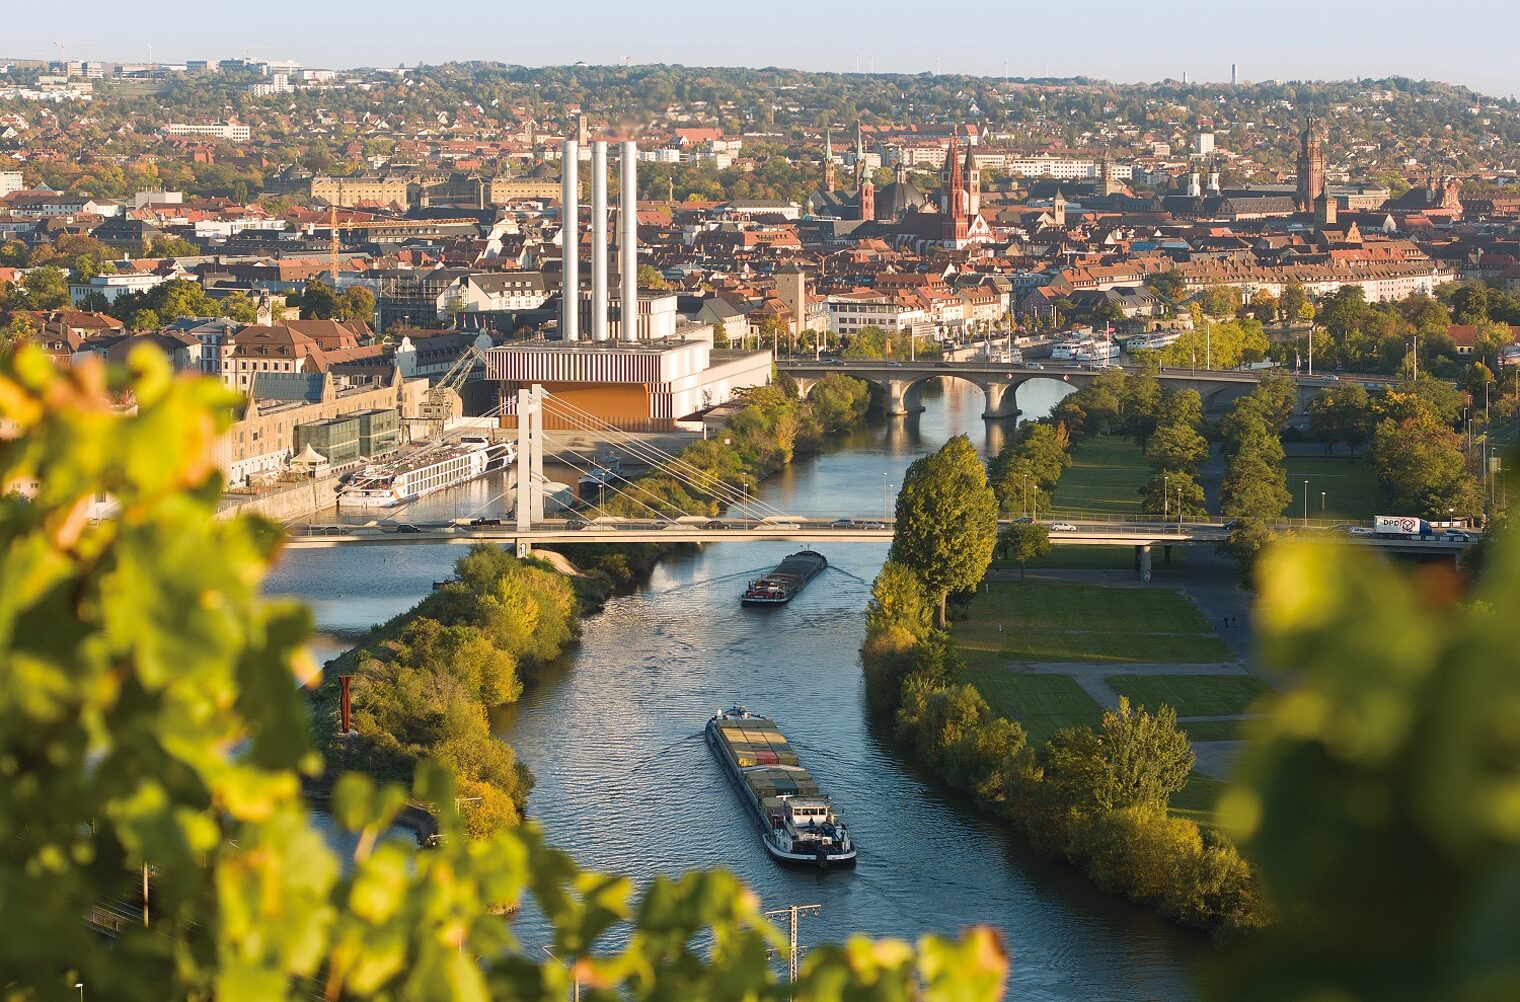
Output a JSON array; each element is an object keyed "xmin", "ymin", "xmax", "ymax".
[
  {"xmin": 1106, "ymin": 674, "xmax": 1271, "ymax": 716},
  {"xmin": 1050, "ymin": 435, "xmax": 1150, "ymax": 517},
  {"xmin": 1281, "ymin": 454, "xmax": 1385, "ymax": 522},
  {"xmin": 961, "ymin": 662, "xmax": 1104, "ymax": 746},
  {"xmin": 1170, "ymin": 772, "xmax": 1228, "ymax": 827},
  {"xmin": 955, "ymin": 582, "xmax": 1234, "ymax": 663},
  {"xmin": 1179, "ymin": 719, "xmax": 1243, "ymax": 741}
]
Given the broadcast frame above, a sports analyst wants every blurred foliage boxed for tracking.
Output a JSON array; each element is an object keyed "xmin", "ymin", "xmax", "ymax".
[
  {"xmin": 0, "ymin": 346, "xmax": 1005, "ymax": 999},
  {"xmin": 1209, "ymin": 538, "xmax": 1520, "ymax": 1000}
]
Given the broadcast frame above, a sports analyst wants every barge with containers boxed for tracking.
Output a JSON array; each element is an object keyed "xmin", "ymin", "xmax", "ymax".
[
  {"xmin": 740, "ymin": 550, "xmax": 827, "ymax": 605},
  {"xmin": 705, "ymin": 706, "xmax": 857, "ymax": 867}
]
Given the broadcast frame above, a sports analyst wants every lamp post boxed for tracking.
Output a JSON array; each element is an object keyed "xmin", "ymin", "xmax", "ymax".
[
  {"xmin": 74, "ymin": 985, "xmax": 84, "ymax": 1002},
  {"xmin": 882, "ymin": 472, "xmax": 889, "ymax": 520},
  {"xmin": 1321, "ymin": 490, "xmax": 1326, "ymax": 516},
  {"xmin": 1162, "ymin": 472, "xmax": 1168, "ymax": 522},
  {"xmin": 1303, "ymin": 480, "xmax": 1310, "ymax": 526}
]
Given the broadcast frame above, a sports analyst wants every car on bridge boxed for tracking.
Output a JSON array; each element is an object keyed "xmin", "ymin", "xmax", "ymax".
[
  {"xmin": 565, "ymin": 518, "xmax": 590, "ymax": 530},
  {"xmin": 1049, "ymin": 521, "xmax": 1078, "ymax": 532},
  {"xmin": 394, "ymin": 524, "xmax": 424, "ymax": 533},
  {"xmin": 703, "ymin": 519, "xmax": 728, "ymax": 529}
]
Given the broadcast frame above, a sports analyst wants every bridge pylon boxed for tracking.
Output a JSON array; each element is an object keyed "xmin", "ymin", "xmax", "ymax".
[{"xmin": 514, "ymin": 385, "xmax": 547, "ymax": 555}]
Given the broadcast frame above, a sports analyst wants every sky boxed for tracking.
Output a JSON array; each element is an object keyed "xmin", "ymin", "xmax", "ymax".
[{"xmin": 7, "ymin": 1, "xmax": 1520, "ymax": 98}]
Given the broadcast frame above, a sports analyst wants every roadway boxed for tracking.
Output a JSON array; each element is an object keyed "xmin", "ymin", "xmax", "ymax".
[
  {"xmin": 776, "ymin": 356, "xmax": 1402, "ymax": 390},
  {"xmin": 279, "ymin": 516, "xmax": 1478, "ymax": 552}
]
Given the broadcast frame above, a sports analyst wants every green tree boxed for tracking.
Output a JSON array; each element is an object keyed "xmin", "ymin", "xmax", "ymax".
[
  {"xmin": 997, "ymin": 520, "xmax": 1053, "ymax": 580},
  {"xmin": 338, "ymin": 285, "xmax": 376, "ymax": 324},
  {"xmin": 890, "ymin": 434, "xmax": 999, "ymax": 625},
  {"xmin": 299, "ymin": 278, "xmax": 340, "ymax": 320},
  {"xmin": 1371, "ymin": 413, "xmax": 1484, "ymax": 520},
  {"xmin": 1218, "ymin": 517, "xmax": 1276, "ymax": 579},
  {"xmin": 1145, "ymin": 269, "xmax": 1186, "ymax": 301},
  {"xmin": 1222, "ymin": 452, "xmax": 1292, "ymax": 521},
  {"xmin": 864, "ymin": 559, "xmax": 933, "ymax": 651},
  {"xmin": 636, "ymin": 262, "xmax": 668, "ymax": 289},
  {"xmin": 146, "ymin": 235, "xmax": 201, "ymax": 258},
  {"xmin": 1307, "ymin": 383, "xmax": 1374, "ymax": 455},
  {"xmin": 1146, "ymin": 421, "xmax": 1209, "ymax": 473},
  {"xmin": 0, "ymin": 345, "xmax": 1007, "ymax": 1000},
  {"xmin": 1141, "ymin": 469, "xmax": 1207, "ymax": 519},
  {"xmin": 19, "ymin": 265, "xmax": 70, "ymax": 309}
]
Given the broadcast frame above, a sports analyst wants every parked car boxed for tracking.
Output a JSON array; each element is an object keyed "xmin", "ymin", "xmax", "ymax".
[{"xmin": 1049, "ymin": 521, "xmax": 1078, "ymax": 532}]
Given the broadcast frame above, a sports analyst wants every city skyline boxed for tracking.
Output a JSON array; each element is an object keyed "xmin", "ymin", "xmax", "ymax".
[{"xmin": 6, "ymin": 1, "xmax": 1520, "ymax": 98}]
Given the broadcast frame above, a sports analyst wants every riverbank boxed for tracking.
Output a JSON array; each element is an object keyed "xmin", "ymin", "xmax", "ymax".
[
  {"xmin": 862, "ymin": 563, "xmax": 1265, "ymax": 938},
  {"xmin": 310, "ymin": 544, "xmax": 582, "ymax": 837}
]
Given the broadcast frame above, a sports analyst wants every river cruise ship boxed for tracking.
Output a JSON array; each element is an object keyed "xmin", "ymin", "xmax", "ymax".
[
  {"xmin": 706, "ymin": 706, "xmax": 857, "ymax": 867},
  {"xmin": 338, "ymin": 436, "xmax": 514, "ymax": 508}
]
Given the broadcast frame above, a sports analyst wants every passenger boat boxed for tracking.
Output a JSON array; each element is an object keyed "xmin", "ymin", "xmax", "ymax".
[
  {"xmin": 741, "ymin": 550, "xmax": 827, "ymax": 605},
  {"xmin": 338, "ymin": 436, "xmax": 514, "ymax": 508},
  {"xmin": 706, "ymin": 706, "xmax": 857, "ymax": 867},
  {"xmin": 1073, "ymin": 337, "xmax": 1120, "ymax": 362}
]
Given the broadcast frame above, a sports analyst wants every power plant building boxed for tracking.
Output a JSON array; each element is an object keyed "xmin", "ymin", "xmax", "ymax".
[{"xmin": 486, "ymin": 140, "xmax": 770, "ymax": 430}]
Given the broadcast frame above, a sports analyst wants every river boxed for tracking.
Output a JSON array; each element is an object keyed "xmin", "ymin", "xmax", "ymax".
[{"xmin": 264, "ymin": 377, "xmax": 1200, "ymax": 1000}]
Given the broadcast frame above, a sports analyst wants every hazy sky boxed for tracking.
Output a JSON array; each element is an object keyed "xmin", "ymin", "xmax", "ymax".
[{"xmin": 8, "ymin": 1, "xmax": 1519, "ymax": 98}]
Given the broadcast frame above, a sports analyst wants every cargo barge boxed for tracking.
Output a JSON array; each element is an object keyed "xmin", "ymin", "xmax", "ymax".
[
  {"xmin": 705, "ymin": 706, "xmax": 857, "ymax": 867},
  {"xmin": 741, "ymin": 550, "xmax": 827, "ymax": 605}
]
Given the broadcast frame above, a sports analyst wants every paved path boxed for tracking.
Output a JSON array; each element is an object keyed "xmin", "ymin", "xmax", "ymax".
[{"xmin": 1191, "ymin": 741, "xmax": 1249, "ymax": 780}]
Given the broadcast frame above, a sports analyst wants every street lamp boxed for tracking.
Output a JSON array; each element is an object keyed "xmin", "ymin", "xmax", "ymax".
[
  {"xmin": 1321, "ymin": 491, "xmax": 1326, "ymax": 515},
  {"xmin": 882, "ymin": 472, "xmax": 890, "ymax": 519},
  {"xmin": 74, "ymin": 985, "xmax": 84, "ymax": 1002},
  {"xmin": 1303, "ymin": 480, "xmax": 1310, "ymax": 526}
]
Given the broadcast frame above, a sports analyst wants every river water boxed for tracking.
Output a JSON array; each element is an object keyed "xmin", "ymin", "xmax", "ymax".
[{"xmin": 264, "ymin": 378, "xmax": 1200, "ymax": 1000}]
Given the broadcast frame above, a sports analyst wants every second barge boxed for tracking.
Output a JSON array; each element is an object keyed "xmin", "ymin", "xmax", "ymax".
[{"xmin": 741, "ymin": 550, "xmax": 827, "ymax": 605}]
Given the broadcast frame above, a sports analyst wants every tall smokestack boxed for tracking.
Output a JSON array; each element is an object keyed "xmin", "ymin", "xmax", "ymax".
[
  {"xmin": 620, "ymin": 140, "xmax": 639, "ymax": 342},
  {"xmin": 561, "ymin": 139, "xmax": 580, "ymax": 342},
  {"xmin": 591, "ymin": 141, "xmax": 609, "ymax": 341}
]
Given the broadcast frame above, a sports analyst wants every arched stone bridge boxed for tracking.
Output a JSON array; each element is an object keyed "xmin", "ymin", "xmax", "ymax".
[{"xmin": 778, "ymin": 359, "xmax": 1380, "ymax": 418}]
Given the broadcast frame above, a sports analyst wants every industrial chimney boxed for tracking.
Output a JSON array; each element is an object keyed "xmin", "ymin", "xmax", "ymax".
[
  {"xmin": 620, "ymin": 140, "xmax": 639, "ymax": 342},
  {"xmin": 560, "ymin": 139, "xmax": 580, "ymax": 342},
  {"xmin": 591, "ymin": 141, "xmax": 609, "ymax": 341}
]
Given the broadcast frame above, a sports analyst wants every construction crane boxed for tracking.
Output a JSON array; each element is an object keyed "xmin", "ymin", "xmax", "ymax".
[{"xmin": 416, "ymin": 346, "xmax": 483, "ymax": 440}]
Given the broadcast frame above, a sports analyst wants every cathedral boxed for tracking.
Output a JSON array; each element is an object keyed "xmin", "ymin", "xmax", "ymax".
[
  {"xmin": 807, "ymin": 123, "xmax": 991, "ymax": 250},
  {"xmin": 1296, "ymin": 115, "xmax": 1327, "ymax": 213}
]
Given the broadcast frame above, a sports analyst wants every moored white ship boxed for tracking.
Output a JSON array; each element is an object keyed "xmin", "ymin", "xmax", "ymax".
[{"xmin": 338, "ymin": 436, "xmax": 514, "ymax": 508}]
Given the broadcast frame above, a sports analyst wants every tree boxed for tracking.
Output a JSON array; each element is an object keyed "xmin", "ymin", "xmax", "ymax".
[
  {"xmin": 298, "ymin": 278, "xmax": 340, "ymax": 320},
  {"xmin": 1279, "ymin": 283, "xmax": 1309, "ymax": 328},
  {"xmin": 636, "ymin": 263, "xmax": 669, "ymax": 290},
  {"xmin": 337, "ymin": 285, "xmax": 376, "ymax": 324},
  {"xmin": 998, "ymin": 521, "xmax": 1052, "ymax": 580},
  {"xmin": 0, "ymin": 311, "xmax": 40, "ymax": 356},
  {"xmin": 1198, "ymin": 284, "xmax": 1241, "ymax": 318},
  {"xmin": 1218, "ymin": 517, "xmax": 1276, "ymax": 579},
  {"xmin": 18, "ymin": 265, "xmax": 70, "ymax": 310},
  {"xmin": 890, "ymin": 434, "xmax": 999, "ymax": 625},
  {"xmin": 1307, "ymin": 383, "xmax": 1374, "ymax": 455},
  {"xmin": 1096, "ymin": 698, "xmax": 1196, "ymax": 811},
  {"xmin": 1141, "ymin": 469, "xmax": 1207, "ymax": 519},
  {"xmin": 864, "ymin": 560, "xmax": 933, "ymax": 650},
  {"xmin": 1146, "ymin": 421, "xmax": 1209, "ymax": 473},
  {"xmin": 146, "ymin": 235, "xmax": 200, "ymax": 258},
  {"xmin": 1221, "ymin": 452, "xmax": 1292, "ymax": 520},
  {"xmin": 1371, "ymin": 413, "xmax": 1484, "ymax": 520},
  {"xmin": 0, "ymin": 345, "xmax": 1007, "ymax": 1000},
  {"xmin": 1145, "ymin": 269, "xmax": 1186, "ymax": 302}
]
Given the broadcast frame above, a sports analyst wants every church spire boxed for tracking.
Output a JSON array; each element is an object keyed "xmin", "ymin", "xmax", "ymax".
[
  {"xmin": 854, "ymin": 120, "xmax": 865, "ymax": 188},
  {"xmin": 823, "ymin": 128, "xmax": 835, "ymax": 191}
]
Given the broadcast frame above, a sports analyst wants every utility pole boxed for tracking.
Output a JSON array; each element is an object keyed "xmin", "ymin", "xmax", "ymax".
[{"xmin": 765, "ymin": 903, "xmax": 821, "ymax": 986}]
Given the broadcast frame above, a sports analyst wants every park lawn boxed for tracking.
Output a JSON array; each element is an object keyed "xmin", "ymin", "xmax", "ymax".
[
  {"xmin": 1050, "ymin": 435, "xmax": 1150, "ymax": 517},
  {"xmin": 961, "ymin": 661, "xmax": 1104, "ymax": 746},
  {"xmin": 1281, "ymin": 454, "xmax": 1385, "ymax": 522},
  {"xmin": 955, "ymin": 581, "xmax": 1233, "ymax": 663},
  {"xmin": 1170, "ymin": 772, "xmax": 1228, "ymax": 827},
  {"xmin": 1106, "ymin": 674, "xmax": 1272, "ymax": 717},
  {"xmin": 961, "ymin": 580, "xmax": 1215, "ymax": 633},
  {"xmin": 1179, "ymin": 718, "xmax": 1243, "ymax": 741}
]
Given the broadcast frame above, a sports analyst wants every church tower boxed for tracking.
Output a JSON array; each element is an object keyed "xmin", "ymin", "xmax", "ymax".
[
  {"xmin": 1297, "ymin": 115, "xmax": 1326, "ymax": 212},
  {"xmin": 963, "ymin": 139, "xmax": 980, "ymax": 217},
  {"xmin": 942, "ymin": 128, "xmax": 969, "ymax": 244},
  {"xmin": 1052, "ymin": 189, "xmax": 1067, "ymax": 227},
  {"xmin": 823, "ymin": 128, "xmax": 835, "ymax": 191},
  {"xmin": 854, "ymin": 121, "xmax": 866, "ymax": 189},
  {"xmin": 859, "ymin": 175, "xmax": 875, "ymax": 222}
]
